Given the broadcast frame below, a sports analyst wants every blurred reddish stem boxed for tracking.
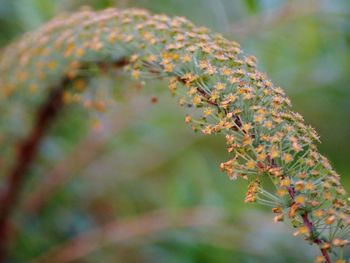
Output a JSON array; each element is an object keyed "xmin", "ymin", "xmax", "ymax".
[
  {"xmin": 0, "ymin": 77, "xmax": 70, "ymax": 261},
  {"xmin": 302, "ymin": 213, "xmax": 331, "ymax": 263},
  {"xmin": 0, "ymin": 59, "xmax": 129, "ymax": 261},
  {"xmin": 30, "ymin": 207, "xmax": 223, "ymax": 263}
]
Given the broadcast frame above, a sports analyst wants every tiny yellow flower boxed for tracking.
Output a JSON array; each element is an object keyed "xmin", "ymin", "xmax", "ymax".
[
  {"xmin": 202, "ymin": 125, "xmax": 212, "ymax": 134},
  {"xmin": 257, "ymin": 153, "xmax": 266, "ymax": 161},
  {"xmin": 324, "ymin": 191, "xmax": 332, "ymax": 200},
  {"xmin": 164, "ymin": 63, "xmax": 174, "ymax": 72},
  {"xmin": 264, "ymin": 121, "xmax": 273, "ymax": 129},
  {"xmin": 185, "ymin": 115, "xmax": 192, "ymax": 123},
  {"xmin": 333, "ymin": 239, "xmax": 349, "ymax": 247},
  {"xmin": 75, "ymin": 48, "xmax": 85, "ymax": 58},
  {"xmin": 280, "ymin": 178, "xmax": 291, "ymax": 187},
  {"xmin": 74, "ymin": 79, "xmax": 87, "ymax": 92},
  {"xmin": 246, "ymin": 160, "xmax": 255, "ymax": 170},
  {"xmin": 305, "ymin": 181, "xmax": 314, "ymax": 191},
  {"xmin": 199, "ymin": 60, "xmax": 209, "ymax": 69},
  {"xmin": 94, "ymin": 101, "xmax": 106, "ymax": 112},
  {"xmin": 314, "ymin": 210, "xmax": 324, "ymax": 218},
  {"xmin": 292, "ymin": 142, "xmax": 302, "ymax": 152},
  {"xmin": 29, "ymin": 84, "xmax": 38, "ymax": 93},
  {"xmin": 254, "ymin": 114, "xmax": 264, "ymax": 123},
  {"xmin": 203, "ymin": 107, "xmax": 213, "ymax": 116},
  {"xmin": 295, "ymin": 195, "xmax": 305, "ymax": 204},
  {"xmin": 132, "ymin": 69, "xmax": 140, "ymax": 79},
  {"xmin": 282, "ymin": 153, "xmax": 293, "ymax": 163},
  {"xmin": 295, "ymin": 181, "xmax": 304, "ymax": 191},
  {"xmin": 277, "ymin": 188, "xmax": 287, "ymax": 197},
  {"xmin": 182, "ymin": 54, "xmax": 191, "ymax": 62},
  {"xmin": 192, "ymin": 95, "xmax": 202, "ymax": 106},
  {"xmin": 47, "ymin": 60, "xmax": 57, "ymax": 70},
  {"xmin": 255, "ymin": 145, "xmax": 264, "ymax": 153},
  {"xmin": 188, "ymin": 87, "xmax": 197, "ymax": 95},
  {"xmin": 64, "ymin": 42, "xmax": 75, "ymax": 57},
  {"xmin": 214, "ymin": 82, "xmax": 225, "ymax": 90},
  {"xmin": 229, "ymin": 76, "xmax": 239, "ymax": 84},
  {"xmin": 63, "ymin": 91, "xmax": 72, "ymax": 104},
  {"xmin": 242, "ymin": 123, "xmax": 251, "ymax": 132},
  {"xmin": 274, "ymin": 213, "xmax": 284, "ymax": 223},
  {"xmin": 171, "ymin": 53, "xmax": 179, "ymax": 61},
  {"xmin": 298, "ymin": 226, "xmax": 309, "ymax": 235},
  {"xmin": 221, "ymin": 67, "xmax": 232, "ymax": 76},
  {"xmin": 147, "ymin": 54, "xmax": 157, "ymax": 62},
  {"xmin": 270, "ymin": 146, "xmax": 279, "ymax": 159},
  {"xmin": 299, "ymin": 172, "xmax": 307, "ymax": 180},
  {"xmin": 206, "ymin": 66, "xmax": 216, "ymax": 75},
  {"xmin": 325, "ymin": 215, "xmax": 335, "ymax": 225},
  {"xmin": 243, "ymin": 135, "xmax": 253, "ymax": 146}
]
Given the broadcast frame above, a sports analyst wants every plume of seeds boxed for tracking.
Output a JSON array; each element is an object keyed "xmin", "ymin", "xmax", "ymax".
[{"xmin": 0, "ymin": 7, "xmax": 349, "ymax": 262}]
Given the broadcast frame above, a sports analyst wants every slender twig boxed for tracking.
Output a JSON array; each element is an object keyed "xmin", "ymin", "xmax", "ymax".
[
  {"xmin": 271, "ymin": 158, "xmax": 331, "ymax": 263},
  {"xmin": 265, "ymin": 154, "xmax": 331, "ymax": 262},
  {"xmin": 302, "ymin": 213, "xmax": 331, "ymax": 263},
  {"xmin": 0, "ymin": 58, "xmax": 129, "ymax": 261},
  {"xmin": 0, "ymin": 77, "xmax": 70, "ymax": 261},
  {"xmin": 288, "ymin": 186, "xmax": 332, "ymax": 263}
]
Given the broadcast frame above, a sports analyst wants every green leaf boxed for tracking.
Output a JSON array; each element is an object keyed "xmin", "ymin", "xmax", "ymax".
[{"xmin": 244, "ymin": 0, "xmax": 259, "ymax": 14}]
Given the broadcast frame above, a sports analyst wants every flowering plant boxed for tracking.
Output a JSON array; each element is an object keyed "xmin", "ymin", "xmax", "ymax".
[{"xmin": 0, "ymin": 7, "xmax": 349, "ymax": 262}]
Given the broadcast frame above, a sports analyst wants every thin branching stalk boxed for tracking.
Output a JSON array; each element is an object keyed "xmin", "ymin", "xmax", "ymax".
[
  {"xmin": 0, "ymin": 77, "xmax": 69, "ymax": 260},
  {"xmin": 0, "ymin": 58, "xmax": 128, "ymax": 260}
]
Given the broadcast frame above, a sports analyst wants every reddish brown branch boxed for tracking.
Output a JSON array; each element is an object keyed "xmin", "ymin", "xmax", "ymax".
[
  {"xmin": 0, "ymin": 76, "xmax": 70, "ymax": 260},
  {"xmin": 302, "ymin": 213, "xmax": 331, "ymax": 263},
  {"xmin": 288, "ymin": 186, "xmax": 331, "ymax": 263},
  {"xmin": 0, "ymin": 58, "xmax": 129, "ymax": 261},
  {"xmin": 270, "ymin": 157, "xmax": 331, "ymax": 263}
]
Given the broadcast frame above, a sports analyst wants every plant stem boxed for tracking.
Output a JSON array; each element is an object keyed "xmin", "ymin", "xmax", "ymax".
[
  {"xmin": 0, "ymin": 77, "xmax": 70, "ymax": 261},
  {"xmin": 302, "ymin": 213, "xmax": 332, "ymax": 263},
  {"xmin": 0, "ymin": 58, "xmax": 129, "ymax": 261},
  {"xmin": 287, "ymin": 186, "xmax": 332, "ymax": 263}
]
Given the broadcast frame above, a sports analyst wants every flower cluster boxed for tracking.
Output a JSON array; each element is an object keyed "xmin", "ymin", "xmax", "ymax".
[{"xmin": 0, "ymin": 7, "xmax": 349, "ymax": 262}]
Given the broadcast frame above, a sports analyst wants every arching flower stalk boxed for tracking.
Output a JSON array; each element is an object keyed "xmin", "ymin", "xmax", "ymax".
[{"xmin": 0, "ymin": 7, "xmax": 349, "ymax": 262}]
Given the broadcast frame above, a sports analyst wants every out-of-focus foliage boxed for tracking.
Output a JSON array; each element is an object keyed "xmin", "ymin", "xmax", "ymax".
[{"xmin": 0, "ymin": 0, "xmax": 349, "ymax": 262}]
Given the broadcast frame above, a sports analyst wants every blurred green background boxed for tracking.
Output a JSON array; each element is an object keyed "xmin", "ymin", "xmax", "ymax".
[{"xmin": 0, "ymin": 0, "xmax": 349, "ymax": 262}]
